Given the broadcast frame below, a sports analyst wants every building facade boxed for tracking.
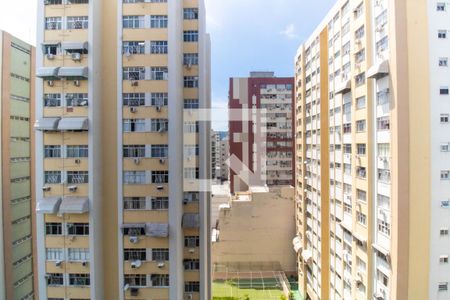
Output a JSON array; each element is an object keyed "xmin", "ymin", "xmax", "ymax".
[
  {"xmin": 35, "ymin": 1, "xmax": 211, "ymax": 300},
  {"xmin": 294, "ymin": 1, "xmax": 450, "ymax": 300},
  {"xmin": 211, "ymin": 130, "xmax": 220, "ymax": 181},
  {"xmin": 229, "ymin": 72, "xmax": 295, "ymax": 194},
  {"xmin": 0, "ymin": 30, "xmax": 36, "ymax": 300},
  {"xmin": 218, "ymin": 134, "xmax": 229, "ymax": 182}
]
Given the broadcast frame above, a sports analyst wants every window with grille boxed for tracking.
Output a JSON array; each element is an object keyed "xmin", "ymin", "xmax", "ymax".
[
  {"xmin": 151, "ymin": 197, "xmax": 168, "ymax": 210},
  {"xmin": 44, "ymin": 93, "xmax": 61, "ymax": 107},
  {"xmin": 123, "ymin": 93, "xmax": 145, "ymax": 106},
  {"xmin": 151, "ymin": 171, "xmax": 168, "ymax": 183},
  {"xmin": 67, "ymin": 16, "xmax": 88, "ymax": 29},
  {"xmin": 150, "ymin": 41, "xmax": 168, "ymax": 54},
  {"xmin": 124, "ymin": 197, "xmax": 146, "ymax": 210},
  {"xmin": 151, "ymin": 274, "xmax": 169, "ymax": 287},
  {"xmin": 66, "ymin": 93, "xmax": 88, "ymax": 107},
  {"xmin": 123, "ymin": 41, "xmax": 145, "ymax": 54},
  {"xmin": 150, "ymin": 15, "xmax": 168, "ymax": 28},
  {"xmin": 44, "ymin": 171, "xmax": 62, "ymax": 184},
  {"xmin": 45, "ymin": 17, "xmax": 62, "ymax": 30},
  {"xmin": 151, "ymin": 93, "xmax": 168, "ymax": 106},
  {"xmin": 47, "ymin": 273, "xmax": 64, "ymax": 286},
  {"xmin": 67, "ymin": 223, "xmax": 89, "ymax": 235},
  {"xmin": 184, "ymin": 8, "xmax": 199, "ymax": 19},
  {"xmin": 184, "ymin": 76, "xmax": 199, "ymax": 88},
  {"xmin": 69, "ymin": 274, "xmax": 90, "ymax": 286},
  {"xmin": 66, "ymin": 145, "xmax": 88, "ymax": 158},
  {"xmin": 44, "ymin": 145, "xmax": 61, "ymax": 158},
  {"xmin": 150, "ymin": 67, "xmax": 168, "ymax": 80},
  {"xmin": 152, "ymin": 248, "xmax": 169, "ymax": 261},
  {"xmin": 124, "ymin": 249, "xmax": 146, "ymax": 261},
  {"xmin": 150, "ymin": 119, "xmax": 168, "ymax": 132},
  {"xmin": 123, "ymin": 145, "xmax": 146, "ymax": 158},
  {"xmin": 184, "ymin": 30, "xmax": 199, "ymax": 42},
  {"xmin": 123, "ymin": 119, "xmax": 146, "ymax": 132},
  {"xmin": 123, "ymin": 67, "xmax": 145, "ymax": 80},
  {"xmin": 67, "ymin": 171, "xmax": 89, "ymax": 184},
  {"xmin": 124, "ymin": 274, "xmax": 147, "ymax": 287}
]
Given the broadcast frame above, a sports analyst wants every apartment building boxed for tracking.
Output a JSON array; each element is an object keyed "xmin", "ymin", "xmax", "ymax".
[
  {"xmin": 229, "ymin": 72, "xmax": 295, "ymax": 194},
  {"xmin": 218, "ymin": 134, "xmax": 229, "ymax": 182},
  {"xmin": 211, "ymin": 130, "xmax": 220, "ymax": 181},
  {"xmin": 294, "ymin": 1, "xmax": 450, "ymax": 300},
  {"xmin": 35, "ymin": 1, "xmax": 211, "ymax": 300},
  {"xmin": 0, "ymin": 30, "xmax": 36, "ymax": 300}
]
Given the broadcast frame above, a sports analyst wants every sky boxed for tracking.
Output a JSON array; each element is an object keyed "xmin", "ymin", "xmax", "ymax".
[{"xmin": 0, "ymin": 0, "xmax": 336, "ymax": 131}]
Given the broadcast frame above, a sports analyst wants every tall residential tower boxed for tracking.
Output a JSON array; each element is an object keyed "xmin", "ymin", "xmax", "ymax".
[
  {"xmin": 294, "ymin": 0, "xmax": 450, "ymax": 300},
  {"xmin": 35, "ymin": 0, "xmax": 211, "ymax": 299}
]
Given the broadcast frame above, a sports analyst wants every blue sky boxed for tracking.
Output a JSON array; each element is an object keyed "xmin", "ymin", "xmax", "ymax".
[{"xmin": 205, "ymin": 0, "xmax": 336, "ymax": 131}]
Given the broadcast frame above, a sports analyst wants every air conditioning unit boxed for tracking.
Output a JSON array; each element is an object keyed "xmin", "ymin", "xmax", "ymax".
[
  {"xmin": 55, "ymin": 260, "xmax": 62, "ymax": 267},
  {"xmin": 123, "ymin": 283, "xmax": 130, "ymax": 291},
  {"xmin": 71, "ymin": 52, "xmax": 81, "ymax": 61},
  {"xmin": 188, "ymin": 248, "xmax": 195, "ymax": 253},
  {"xmin": 73, "ymin": 80, "xmax": 80, "ymax": 87},
  {"xmin": 42, "ymin": 186, "xmax": 51, "ymax": 192},
  {"xmin": 130, "ymin": 287, "xmax": 139, "ymax": 296},
  {"xmin": 130, "ymin": 106, "xmax": 137, "ymax": 113},
  {"xmin": 159, "ymin": 158, "xmax": 166, "ymax": 164},
  {"xmin": 133, "ymin": 158, "xmax": 141, "ymax": 165},
  {"xmin": 82, "ymin": 261, "xmax": 88, "ymax": 267},
  {"xmin": 47, "ymin": 80, "xmax": 54, "ymax": 87},
  {"xmin": 129, "ymin": 236, "xmax": 139, "ymax": 244},
  {"xmin": 68, "ymin": 235, "xmax": 76, "ymax": 241},
  {"xmin": 131, "ymin": 80, "xmax": 139, "ymax": 86},
  {"xmin": 75, "ymin": 159, "xmax": 81, "ymax": 164},
  {"xmin": 157, "ymin": 261, "xmax": 165, "ymax": 268},
  {"xmin": 156, "ymin": 185, "xmax": 164, "ymax": 190},
  {"xmin": 131, "ymin": 260, "xmax": 142, "ymax": 269},
  {"xmin": 158, "ymin": 127, "xmax": 166, "ymax": 133},
  {"xmin": 68, "ymin": 185, "xmax": 78, "ymax": 192},
  {"xmin": 184, "ymin": 293, "xmax": 193, "ymax": 300},
  {"xmin": 46, "ymin": 53, "xmax": 55, "ymax": 60},
  {"xmin": 156, "ymin": 105, "xmax": 162, "ymax": 112}
]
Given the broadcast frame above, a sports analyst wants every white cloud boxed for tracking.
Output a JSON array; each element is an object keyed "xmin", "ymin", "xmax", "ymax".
[{"xmin": 280, "ymin": 23, "xmax": 298, "ymax": 40}]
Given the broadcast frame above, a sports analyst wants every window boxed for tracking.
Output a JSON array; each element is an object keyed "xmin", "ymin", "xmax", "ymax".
[
  {"xmin": 378, "ymin": 168, "xmax": 391, "ymax": 183},
  {"xmin": 184, "ymin": 121, "xmax": 199, "ymax": 133},
  {"xmin": 184, "ymin": 259, "xmax": 200, "ymax": 270},
  {"xmin": 66, "ymin": 145, "xmax": 88, "ymax": 158},
  {"xmin": 44, "ymin": 145, "xmax": 61, "ymax": 158},
  {"xmin": 184, "ymin": 167, "xmax": 199, "ymax": 179},
  {"xmin": 124, "ymin": 171, "xmax": 146, "ymax": 184},
  {"xmin": 124, "ymin": 249, "xmax": 146, "ymax": 261},
  {"xmin": 67, "ymin": 0, "xmax": 89, "ymax": 3},
  {"xmin": 355, "ymin": 25, "xmax": 365, "ymax": 39},
  {"xmin": 355, "ymin": 72, "xmax": 365, "ymax": 87},
  {"xmin": 150, "ymin": 41, "xmax": 168, "ymax": 54},
  {"xmin": 151, "ymin": 274, "xmax": 169, "ymax": 287},
  {"xmin": 46, "ymin": 248, "xmax": 64, "ymax": 261},
  {"xmin": 357, "ymin": 211, "xmax": 367, "ymax": 225},
  {"xmin": 440, "ymin": 228, "xmax": 449, "ymax": 236},
  {"xmin": 67, "ymin": 223, "xmax": 89, "ymax": 235},
  {"xmin": 441, "ymin": 143, "xmax": 450, "ymax": 152},
  {"xmin": 67, "ymin": 171, "xmax": 89, "ymax": 184},
  {"xmin": 44, "ymin": 93, "xmax": 61, "ymax": 107},
  {"xmin": 377, "ymin": 116, "xmax": 390, "ymax": 131},
  {"xmin": 185, "ymin": 236, "xmax": 200, "ymax": 247},
  {"xmin": 123, "ymin": 41, "xmax": 145, "ymax": 54},
  {"xmin": 123, "ymin": 145, "xmax": 146, "ymax": 158},
  {"xmin": 123, "ymin": 93, "xmax": 145, "ymax": 106},
  {"xmin": 150, "ymin": 15, "xmax": 168, "ymax": 28},
  {"xmin": 150, "ymin": 67, "xmax": 168, "ymax": 80},
  {"xmin": 377, "ymin": 88, "xmax": 390, "ymax": 105},
  {"xmin": 45, "ymin": 17, "xmax": 62, "ymax": 30},
  {"xmin": 357, "ymin": 144, "xmax": 366, "ymax": 155},
  {"xmin": 377, "ymin": 270, "xmax": 389, "ymax": 287},
  {"xmin": 377, "ymin": 194, "xmax": 391, "ymax": 209},
  {"xmin": 378, "ymin": 143, "xmax": 390, "ymax": 157},
  {"xmin": 439, "ymin": 57, "xmax": 449, "ymax": 67},
  {"xmin": 440, "ymin": 87, "xmax": 449, "ymax": 95},
  {"xmin": 123, "ymin": 67, "xmax": 145, "ymax": 80},
  {"xmin": 47, "ymin": 273, "xmax": 64, "ymax": 286},
  {"xmin": 184, "ymin": 8, "xmax": 199, "ymax": 20},
  {"xmin": 184, "ymin": 99, "xmax": 199, "ymax": 109},
  {"xmin": 440, "ymin": 256, "xmax": 449, "ymax": 263},
  {"xmin": 123, "ymin": 16, "xmax": 144, "ymax": 29},
  {"xmin": 67, "ymin": 16, "xmax": 88, "ymax": 29},
  {"xmin": 68, "ymin": 248, "xmax": 90, "ymax": 261},
  {"xmin": 437, "ymin": 2, "xmax": 446, "ymax": 11},
  {"xmin": 344, "ymin": 203, "xmax": 352, "ymax": 214},
  {"xmin": 44, "ymin": 171, "xmax": 62, "ymax": 184},
  {"xmin": 152, "ymin": 248, "xmax": 169, "ymax": 261},
  {"xmin": 343, "ymin": 123, "xmax": 351, "ymax": 134},
  {"xmin": 44, "ymin": 43, "xmax": 59, "ymax": 55},
  {"xmin": 66, "ymin": 93, "xmax": 88, "ymax": 107},
  {"xmin": 343, "ymin": 144, "xmax": 352, "ymax": 154},
  {"xmin": 184, "ymin": 30, "xmax": 199, "ymax": 42},
  {"xmin": 441, "ymin": 170, "xmax": 450, "ymax": 180},
  {"xmin": 184, "ymin": 192, "xmax": 200, "ymax": 203},
  {"xmin": 151, "ymin": 171, "xmax": 168, "ymax": 183},
  {"xmin": 438, "ymin": 282, "xmax": 448, "ymax": 291},
  {"xmin": 124, "ymin": 274, "xmax": 147, "ymax": 287},
  {"xmin": 356, "ymin": 120, "xmax": 366, "ymax": 132},
  {"xmin": 356, "ymin": 166, "xmax": 366, "ymax": 178},
  {"xmin": 184, "ymin": 53, "xmax": 199, "ymax": 65},
  {"xmin": 45, "ymin": 0, "xmax": 62, "ymax": 4},
  {"xmin": 441, "ymin": 114, "xmax": 449, "ymax": 123},
  {"xmin": 150, "ymin": 119, "xmax": 168, "ymax": 132},
  {"xmin": 151, "ymin": 197, "xmax": 169, "ymax": 210},
  {"xmin": 185, "ymin": 281, "xmax": 200, "ymax": 292},
  {"xmin": 151, "ymin": 145, "xmax": 168, "ymax": 158},
  {"xmin": 378, "ymin": 219, "xmax": 390, "ymax": 236},
  {"xmin": 356, "ymin": 96, "xmax": 366, "ymax": 109},
  {"xmin": 124, "ymin": 197, "xmax": 146, "ymax": 210},
  {"xmin": 438, "ymin": 30, "xmax": 447, "ymax": 39},
  {"xmin": 69, "ymin": 274, "xmax": 90, "ymax": 286},
  {"xmin": 123, "ymin": 119, "xmax": 146, "ymax": 132},
  {"xmin": 184, "ymin": 76, "xmax": 199, "ymax": 88},
  {"xmin": 123, "ymin": 226, "xmax": 145, "ymax": 236},
  {"xmin": 357, "ymin": 189, "xmax": 366, "ymax": 202},
  {"xmin": 354, "ymin": 2, "xmax": 364, "ymax": 18},
  {"xmin": 151, "ymin": 92, "xmax": 168, "ymax": 106},
  {"xmin": 45, "ymin": 223, "xmax": 62, "ymax": 235}
]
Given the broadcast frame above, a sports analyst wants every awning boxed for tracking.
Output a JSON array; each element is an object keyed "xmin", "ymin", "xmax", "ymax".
[
  {"xmin": 57, "ymin": 118, "xmax": 89, "ymax": 131},
  {"xmin": 57, "ymin": 67, "xmax": 88, "ymax": 78},
  {"xmin": 302, "ymin": 249, "xmax": 313, "ymax": 263},
  {"xmin": 339, "ymin": 220, "xmax": 352, "ymax": 233},
  {"xmin": 36, "ymin": 197, "xmax": 62, "ymax": 214},
  {"xmin": 292, "ymin": 236, "xmax": 302, "ymax": 253},
  {"xmin": 34, "ymin": 117, "xmax": 61, "ymax": 131},
  {"xmin": 372, "ymin": 243, "xmax": 390, "ymax": 257},
  {"xmin": 182, "ymin": 213, "xmax": 200, "ymax": 228},
  {"xmin": 367, "ymin": 59, "xmax": 389, "ymax": 79},
  {"xmin": 59, "ymin": 197, "xmax": 89, "ymax": 214},
  {"xmin": 335, "ymin": 79, "xmax": 351, "ymax": 94},
  {"xmin": 36, "ymin": 67, "xmax": 60, "ymax": 78},
  {"xmin": 145, "ymin": 223, "xmax": 169, "ymax": 237},
  {"xmin": 218, "ymin": 203, "xmax": 231, "ymax": 210},
  {"xmin": 61, "ymin": 41, "xmax": 88, "ymax": 51},
  {"xmin": 353, "ymin": 232, "xmax": 367, "ymax": 244}
]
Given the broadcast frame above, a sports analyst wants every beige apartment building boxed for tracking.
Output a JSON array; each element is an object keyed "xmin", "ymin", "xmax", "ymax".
[
  {"xmin": 0, "ymin": 30, "xmax": 37, "ymax": 300},
  {"xmin": 35, "ymin": 1, "xmax": 211, "ymax": 300},
  {"xmin": 294, "ymin": 1, "xmax": 450, "ymax": 300}
]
